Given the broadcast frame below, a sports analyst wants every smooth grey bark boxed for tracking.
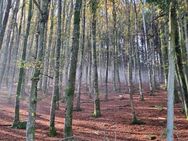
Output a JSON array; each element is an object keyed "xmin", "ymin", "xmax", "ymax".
[
  {"xmin": 0, "ymin": 0, "xmax": 4, "ymax": 33},
  {"xmin": 141, "ymin": 0, "xmax": 154, "ymax": 95},
  {"xmin": 59, "ymin": 0, "xmax": 67, "ymax": 100},
  {"xmin": 128, "ymin": 1, "xmax": 137, "ymax": 123},
  {"xmin": 49, "ymin": 37, "xmax": 56, "ymax": 87},
  {"xmin": 76, "ymin": 0, "xmax": 86, "ymax": 111},
  {"xmin": 64, "ymin": 0, "xmax": 82, "ymax": 139},
  {"xmin": 112, "ymin": 0, "xmax": 120, "ymax": 92},
  {"xmin": 160, "ymin": 23, "xmax": 168, "ymax": 88},
  {"xmin": 12, "ymin": 0, "xmax": 32, "ymax": 127},
  {"xmin": 38, "ymin": 26, "xmax": 48, "ymax": 90},
  {"xmin": 91, "ymin": 0, "xmax": 101, "ymax": 118},
  {"xmin": 167, "ymin": 1, "xmax": 176, "ymax": 140},
  {"xmin": 0, "ymin": 0, "xmax": 12, "ymax": 50},
  {"xmin": 184, "ymin": 0, "xmax": 188, "ymax": 57},
  {"xmin": 150, "ymin": 40, "xmax": 156, "ymax": 91},
  {"xmin": 0, "ymin": 0, "xmax": 20, "ymax": 88},
  {"xmin": 42, "ymin": 2, "xmax": 54, "ymax": 94},
  {"xmin": 6, "ymin": 28, "xmax": 15, "ymax": 89},
  {"xmin": 26, "ymin": 0, "xmax": 50, "ymax": 140},
  {"xmin": 8, "ymin": 28, "xmax": 17, "ymax": 97},
  {"xmin": 64, "ymin": 0, "xmax": 74, "ymax": 84},
  {"xmin": 133, "ymin": 0, "xmax": 144, "ymax": 100},
  {"xmin": 104, "ymin": 0, "xmax": 110, "ymax": 100},
  {"xmin": 49, "ymin": 0, "xmax": 62, "ymax": 136},
  {"xmin": 8, "ymin": 0, "xmax": 25, "ymax": 97},
  {"xmin": 87, "ymin": 28, "xmax": 93, "ymax": 98},
  {"xmin": 3, "ymin": 0, "xmax": 20, "ymax": 91}
]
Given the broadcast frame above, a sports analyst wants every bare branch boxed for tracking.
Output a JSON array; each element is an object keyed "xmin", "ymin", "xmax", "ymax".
[{"xmin": 40, "ymin": 73, "xmax": 53, "ymax": 79}]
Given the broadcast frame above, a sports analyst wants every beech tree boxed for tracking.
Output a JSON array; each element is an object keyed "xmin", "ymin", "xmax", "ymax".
[
  {"xmin": 167, "ymin": 0, "xmax": 176, "ymax": 140},
  {"xmin": 64, "ymin": 0, "xmax": 82, "ymax": 139},
  {"xmin": 49, "ymin": 0, "xmax": 62, "ymax": 136},
  {"xmin": 75, "ymin": 0, "xmax": 86, "ymax": 111},
  {"xmin": 90, "ymin": 0, "xmax": 101, "ymax": 118},
  {"xmin": 26, "ymin": 0, "xmax": 50, "ymax": 140},
  {"xmin": 12, "ymin": 0, "xmax": 31, "ymax": 128},
  {"xmin": 0, "ymin": 0, "xmax": 11, "ymax": 50}
]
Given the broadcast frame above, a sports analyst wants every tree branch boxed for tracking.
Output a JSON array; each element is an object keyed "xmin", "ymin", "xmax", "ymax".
[{"xmin": 40, "ymin": 73, "xmax": 53, "ymax": 79}]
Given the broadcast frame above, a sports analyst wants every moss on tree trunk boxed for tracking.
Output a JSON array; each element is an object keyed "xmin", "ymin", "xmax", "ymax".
[{"xmin": 64, "ymin": 0, "xmax": 82, "ymax": 139}]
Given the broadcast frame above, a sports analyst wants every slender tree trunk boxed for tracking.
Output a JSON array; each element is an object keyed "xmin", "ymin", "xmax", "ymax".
[
  {"xmin": 38, "ymin": 26, "xmax": 48, "ymax": 90},
  {"xmin": 26, "ymin": 0, "xmax": 50, "ymax": 140},
  {"xmin": 175, "ymin": 28, "xmax": 188, "ymax": 118},
  {"xmin": 64, "ymin": 0, "xmax": 74, "ymax": 84},
  {"xmin": 91, "ymin": 0, "xmax": 101, "ymax": 118},
  {"xmin": 59, "ymin": 0, "xmax": 67, "ymax": 100},
  {"xmin": 0, "ymin": 0, "xmax": 20, "ymax": 88},
  {"xmin": 105, "ymin": 0, "xmax": 110, "ymax": 100},
  {"xmin": 167, "ymin": 1, "xmax": 176, "ymax": 140},
  {"xmin": 112, "ymin": 0, "xmax": 120, "ymax": 92},
  {"xmin": 6, "ymin": 29, "xmax": 15, "ymax": 94},
  {"xmin": 184, "ymin": 0, "xmax": 188, "ymax": 57},
  {"xmin": 141, "ymin": 0, "xmax": 154, "ymax": 95},
  {"xmin": 128, "ymin": 1, "xmax": 137, "ymax": 123},
  {"xmin": 0, "ymin": 0, "xmax": 11, "ymax": 50},
  {"xmin": 160, "ymin": 23, "xmax": 168, "ymax": 88},
  {"xmin": 133, "ymin": 0, "xmax": 144, "ymax": 100},
  {"xmin": 49, "ymin": 0, "xmax": 61, "ymax": 136},
  {"xmin": 0, "ymin": 0, "xmax": 4, "ymax": 27},
  {"xmin": 178, "ymin": 16, "xmax": 188, "ymax": 118},
  {"xmin": 88, "ymin": 28, "xmax": 93, "ymax": 98},
  {"xmin": 64, "ymin": 0, "xmax": 82, "ymax": 139},
  {"xmin": 9, "ymin": 0, "xmax": 25, "ymax": 98},
  {"xmin": 42, "ymin": 3, "xmax": 54, "ymax": 94},
  {"xmin": 76, "ymin": 0, "xmax": 86, "ymax": 111},
  {"xmin": 12, "ymin": 0, "xmax": 32, "ymax": 128}
]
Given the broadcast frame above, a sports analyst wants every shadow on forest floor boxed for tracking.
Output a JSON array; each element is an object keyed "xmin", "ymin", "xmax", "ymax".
[{"xmin": 0, "ymin": 86, "xmax": 187, "ymax": 141}]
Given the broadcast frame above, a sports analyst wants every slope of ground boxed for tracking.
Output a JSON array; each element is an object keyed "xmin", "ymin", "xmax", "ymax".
[{"xmin": 0, "ymin": 86, "xmax": 187, "ymax": 141}]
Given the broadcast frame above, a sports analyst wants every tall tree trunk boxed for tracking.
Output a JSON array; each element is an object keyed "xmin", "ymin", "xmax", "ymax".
[
  {"xmin": 112, "ymin": 0, "xmax": 120, "ymax": 92},
  {"xmin": 6, "ymin": 29, "xmax": 15, "ymax": 96},
  {"xmin": 167, "ymin": 1, "xmax": 176, "ymax": 140},
  {"xmin": 0, "ymin": 0, "xmax": 11, "ymax": 50},
  {"xmin": 91, "ymin": 0, "xmax": 101, "ymax": 118},
  {"xmin": 12, "ymin": 0, "xmax": 32, "ymax": 128},
  {"xmin": 128, "ymin": 0, "xmax": 138, "ymax": 123},
  {"xmin": 0, "ymin": 0, "xmax": 20, "ymax": 88},
  {"xmin": 178, "ymin": 15, "xmax": 188, "ymax": 118},
  {"xmin": 64, "ymin": 0, "xmax": 74, "ymax": 84},
  {"xmin": 87, "ymin": 28, "xmax": 93, "ymax": 98},
  {"xmin": 141, "ymin": 0, "xmax": 154, "ymax": 95},
  {"xmin": 0, "ymin": 0, "xmax": 4, "ymax": 27},
  {"xmin": 42, "ymin": 2, "xmax": 54, "ymax": 94},
  {"xmin": 26, "ymin": 0, "xmax": 50, "ymax": 140},
  {"xmin": 75, "ymin": 0, "xmax": 86, "ymax": 111},
  {"xmin": 64, "ymin": 0, "xmax": 82, "ymax": 139},
  {"xmin": 160, "ymin": 23, "xmax": 168, "ymax": 88},
  {"xmin": 59, "ymin": 0, "xmax": 67, "ymax": 100},
  {"xmin": 9, "ymin": 0, "xmax": 25, "ymax": 98},
  {"xmin": 49, "ymin": 0, "xmax": 62, "ymax": 136},
  {"xmin": 4, "ymin": 0, "xmax": 20, "ymax": 91},
  {"xmin": 133, "ymin": 0, "xmax": 144, "ymax": 100},
  {"xmin": 105, "ymin": 0, "xmax": 110, "ymax": 100},
  {"xmin": 184, "ymin": 0, "xmax": 188, "ymax": 57}
]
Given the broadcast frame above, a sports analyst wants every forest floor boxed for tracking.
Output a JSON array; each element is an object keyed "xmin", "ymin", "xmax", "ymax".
[{"xmin": 0, "ymin": 84, "xmax": 188, "ymax": 141}]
